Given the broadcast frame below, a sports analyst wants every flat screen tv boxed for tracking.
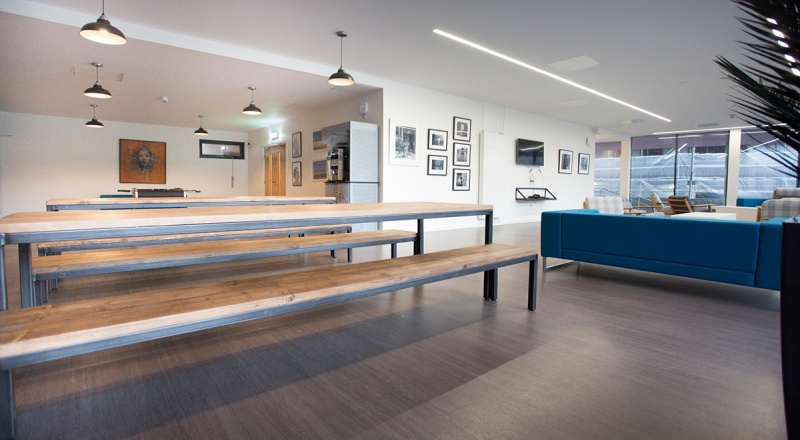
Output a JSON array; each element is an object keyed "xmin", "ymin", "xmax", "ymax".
[{"xmin": 516, "ymin": 138, "xmax": 544, "ymax": 166}]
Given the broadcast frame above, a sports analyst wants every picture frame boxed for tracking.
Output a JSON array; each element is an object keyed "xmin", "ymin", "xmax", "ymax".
[
  {"xmin": 120, "ymin": 139, "xmax": 167, "ymax": 184},
  {"xmin": 312, "ymin": 130, "xmax": 326, "ymax": 150},
  {"xmin": 453, "ymin": 168, "xmax": 471, "ymax": 191},
  {"xmin": 198, "ymin": 139, "xmax": 245, "ymax": 160},
  {"xmin": 427, "ymin": 155, "xmax": 448, "ymax": 176},
  {"xmin": 389, "ymin": 119, "xmax": 420, "ymax": 166},
  {"xmin": 292, "ymin": 132, "xmax": 302, "ymax": 158},
  {"xmin": 578, "ymin": 153, "xmax": 590, "ymax": 174},
  {"xmin": 558, "ymin": 149, "xmax": 573, "ymax": 174},
  {"xmin": 292, "ymin": 161, "xmax": 302, "ymax": 186},
  {"xmin": 453, "ymin": 143, "xmax": 471, "ymax": 167},
  {"xmin": 453, "ymin": 116, "xmax": 471, "ymax": 142},
  {"xmin": 312, "ymin": 159, "xmax": 327, "ymax": 181},
  {"xmin": 428, "ymin": 129, "xmax": 448, "ymax": 151}
]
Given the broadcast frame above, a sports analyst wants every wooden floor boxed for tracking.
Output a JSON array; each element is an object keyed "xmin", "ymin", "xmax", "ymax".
[{"xmin": 2, "ymin": 223, "xmax": 785, "ymax": 439}]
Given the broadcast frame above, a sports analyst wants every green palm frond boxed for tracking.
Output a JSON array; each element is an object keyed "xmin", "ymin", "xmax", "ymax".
[{"xmin": 716, "ymin": 0, "xmax": 800, "ymax": 179}]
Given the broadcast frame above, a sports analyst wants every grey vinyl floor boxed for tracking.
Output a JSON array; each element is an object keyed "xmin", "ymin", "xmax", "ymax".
[{"xmin": 3, "ymin": 222, "xmax": 785, "ymax": 439}]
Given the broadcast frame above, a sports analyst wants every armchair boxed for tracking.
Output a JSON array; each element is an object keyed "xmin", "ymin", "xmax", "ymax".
[{"xmin": 667, "ymin": 196, "xmax": 715, "ymax": 214}]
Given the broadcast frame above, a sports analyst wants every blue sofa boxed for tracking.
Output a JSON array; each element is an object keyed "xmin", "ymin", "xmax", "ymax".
[{"xmin": 541, "ymin": 209, "xmax": 783, "ymax": 290}]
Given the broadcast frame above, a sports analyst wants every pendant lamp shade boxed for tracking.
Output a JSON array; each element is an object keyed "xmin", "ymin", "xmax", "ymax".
[
  {"xmin": 328, "ymin": 31, "xmax": 355, "ymax": 86},
  {"xmin": 86, "ymin": 104, "xmax": 104, "ymax": 128},
  {"xmin": 194, "ymin": 115, "xmax": 209, "ymax": 136},
  {"xmin": 84, "ymin": 62, "xmax": 112, "ymax": 99},
  {"xmin": 80, "ymin": 0, "xmax": 127, "ymax": 45},
  {"xmin": 242, "ymin": 86, "xmax": 262, "ymax": 115}
]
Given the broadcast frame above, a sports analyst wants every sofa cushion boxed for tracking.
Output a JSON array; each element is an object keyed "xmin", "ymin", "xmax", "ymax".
[{"xmin": 559, "ymin": 212, "xmax": 760, "ymax": 273}]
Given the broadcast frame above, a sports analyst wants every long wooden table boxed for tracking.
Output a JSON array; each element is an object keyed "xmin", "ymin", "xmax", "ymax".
[
  {"xmin": 45, "ymin": 195, "xmax": 335, "ymax": 211},
  {"xmin": 0, "ymin": 202, "xmax": 496, "ymax": 309}
]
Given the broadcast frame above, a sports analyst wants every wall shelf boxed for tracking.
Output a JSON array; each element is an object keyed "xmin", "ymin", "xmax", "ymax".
[{"xmin": 515, "ymin": 187, "xmax": 556, "ymax": 201}]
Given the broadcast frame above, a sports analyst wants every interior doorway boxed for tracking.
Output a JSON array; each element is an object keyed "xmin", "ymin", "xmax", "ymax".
[{"xmin": 265, "ymin": 144, "xmax": 286, "ymax": 196}]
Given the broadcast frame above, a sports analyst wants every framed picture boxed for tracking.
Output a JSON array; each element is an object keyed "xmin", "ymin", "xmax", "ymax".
[
  {"xmin": 453, "ymin": 168, "xmax": 471, "ymax": 191},
  {"xmin": 312, "ymin": 130, "xmax": 326, "ymax": 150},
  {"xmin": 558, "ymin": 149, "xmax": 573, "ymax": 174},
  {"xmin": 292, "ymin": 161, "xmax": 302, "ymax": 186},
  {"xmin": 578, "ymin": 153, "xmax": 591, "ymax": 174},
  {"xmin": 453, "ymin": 116, "xmax": 471, "ymax": 142},
  {"xmin": 453, "ymin": 143, "xmax": 471, "ymax": 167},
  {"xmin": 312, "ymin": 159, "xmax": 328, "ymax": 180},
  {"xmin": 427, "ymin": 155, "xmax": 448, "ymax": 176},
  {"xmin": 389, "ymin": 119, "xmax": 420, "ymax": 166},
  {"xmin": 292, "ymin": 132, "xmax": 302, "ymax": 158},
  {"xmin": 199, "ymin": 139, "xmax": 245, "ymax": 160},
  {"xmin": 428, "ymin": 129, "xmax": 448, "ymax": 151},
  {"xmin": 119, "ymin": 139, "xmax": 166, "ymax": 184}
]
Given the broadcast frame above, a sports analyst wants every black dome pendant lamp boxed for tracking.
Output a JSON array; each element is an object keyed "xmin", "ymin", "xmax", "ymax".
[
  {"xmin": 242, "ymin": 86, "xmax": 262, "ymax": 115},
  {"xmin": 84, "ymin": 62, "xmax": 112, "ymax": 99},
  {"xmin": 328, "ymin": 31, "xmax": 355, "ymax": 86},
  {"xmin": 194, "ymin": 115, "xmax": 209, "ymax": 136},
  {"xmin": 85, "ymin": 104, "xmax": 104, "ymax": 128},
  {"xmin": 80, "ymin": 0, "xmax": 127, "ymax": 45}
]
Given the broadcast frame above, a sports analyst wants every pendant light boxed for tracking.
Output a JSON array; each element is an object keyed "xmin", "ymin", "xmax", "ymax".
[
  {"xmin": 194, "ymin": 115, "xmax": 209, "ymax": 136},
  {"xmin": 242, "ymin": 86, "xmax": 262, "ymax": 115},
  {"xmin": 328, "ymin": 31, "xmax": 355, "ymax": 86},
  {"xmin": 84, "ymin": 62, "xmax": 112, "ymax": 99},
  {"xmin": 80, "ymin": 0, "xmax": 127, "ymax": 45},
  {"xmin": 85, "ymin": 104, "xmax": 104, "ymax": 128}
]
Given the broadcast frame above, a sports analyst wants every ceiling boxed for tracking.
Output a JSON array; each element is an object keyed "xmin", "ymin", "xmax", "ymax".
[{"xmin": 0, "ymin": 0, "xmax": 751, "ymax": 138}]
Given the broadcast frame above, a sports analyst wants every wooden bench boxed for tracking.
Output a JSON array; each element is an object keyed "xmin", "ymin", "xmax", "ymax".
[
  {"xmin": 37, "ymin": 224, "xmax": 354, "ymax": 254},
  {"xmin": 31, "ymin": 229, "xmax": 418, "ymax": 306},
  {"xmin": 0, "ymin": 243, "xmax": 538, "ymax": 439}
]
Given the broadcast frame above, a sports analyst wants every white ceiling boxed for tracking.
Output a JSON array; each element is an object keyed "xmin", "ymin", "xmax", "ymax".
[{"xmin": 0, "ymin": 0, "xmax": 750, "ymax": 138}]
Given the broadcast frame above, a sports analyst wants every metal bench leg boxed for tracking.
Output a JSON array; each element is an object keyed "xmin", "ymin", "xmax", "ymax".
[
  {"xmin": 347, "ymin": 248, "xmax": 352, "ymax": 262},
  {"xmin": 18, "ymin": 244, "xmax": 34, "ymax": 309},
  {"xmin": 391, "ymin": 244, "xmax": 397, "ymax": 258},
  {"xmin": 528, "ymin": 255, "xmax": 539, "ymax": 311},
  {"xmin": 0, "ymin": 369, "xmax": 14, "ymax": 440}
]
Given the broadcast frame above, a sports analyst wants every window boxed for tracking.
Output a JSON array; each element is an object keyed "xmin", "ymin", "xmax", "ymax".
[
  {"xmin": 630, "ymin": 132, "xmax": 728, "ymax": 206},
  {"xmin": 738, "ymin": 129, "xmax": 799, "ymax": 202},
  {"xmin": 593, "ymin": 142, "xmax": 621, "ymax": 196}
]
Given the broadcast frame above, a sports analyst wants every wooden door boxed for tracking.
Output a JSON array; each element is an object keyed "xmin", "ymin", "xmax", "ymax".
[{"xmin": 265, "ymin": 144, "xmax": 286, "ymax": 196}]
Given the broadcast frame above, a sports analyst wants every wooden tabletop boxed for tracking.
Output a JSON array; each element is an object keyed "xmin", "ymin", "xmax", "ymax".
[
  {"xmin": 46, "ymin": 195, "xmax": 335, "ymax": 208},
  {"xmin": 0, "ymin": 202, "xmax": 493, "ymax": 237}
]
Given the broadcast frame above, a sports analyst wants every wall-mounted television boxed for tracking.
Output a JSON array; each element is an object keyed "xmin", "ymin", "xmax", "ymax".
[{"xmin": 516, "ymin": 138, "xmax": 544, "ymax": 166}]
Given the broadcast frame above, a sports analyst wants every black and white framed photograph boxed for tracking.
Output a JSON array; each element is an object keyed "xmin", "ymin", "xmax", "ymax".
[
  {"xmin": 292, "ymin": 132, "xmax": 302, "ymax": 158},
  {"xmin": 453, "ymin": 143, "xmax": 471, "ymax": 167},
  {"xmin": 428, "ymin": 129, "xmax": 448, "ymax": 151},
  {"xmin": 558, "ymin": 149, "xmax": 573, "ymax": 174},
  {"xmin": 389, "ymin": 119, "xmax": 420, "ymax": 166},
  {"xmin": 427, "ymin": 155, "xmax": 448, "ymax": 176},
  {"xmin": 292, "ymin": 161, "xmax": 302, "ymax": 186},
  {"xmin": 453, "ymin": 116, "xmax": 471, "ymax": 142},
  {"xmin": 578, "ymin": 153, "xmax": 590, "ymax": 174},
  {"xmin": 453, "ymin": 168, "xmax": 471, "ymax": 191}
]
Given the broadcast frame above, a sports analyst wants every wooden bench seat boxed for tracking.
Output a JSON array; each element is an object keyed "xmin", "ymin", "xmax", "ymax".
[
  {"xmin": 31, "ymin": 229, "xmax": 418, "ymax": 305},
  {"xmin": 0, "ymin": 243, "xmax": 538, "ymax": 438},
  {"xmin": 37, "ymin": 224, "xmax": 353, "ymax": 254}
]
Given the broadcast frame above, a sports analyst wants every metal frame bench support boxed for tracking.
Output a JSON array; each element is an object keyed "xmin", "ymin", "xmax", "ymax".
[
  {"xmin": 484, "ymin": 212, "xmax": 498, "ymax": 300},
  {"xmin": 528, "ymin": 255, "xmax": 539, "ymax": 311},
  {"xmin": 0, "ymin": 369, "xmax": 12, "ymax": 440}
]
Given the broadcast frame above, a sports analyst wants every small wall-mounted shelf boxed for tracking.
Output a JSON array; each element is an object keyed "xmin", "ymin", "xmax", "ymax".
[{"xmin": 515, "ymin": 187, "xmax": 556, "ymax": 201}]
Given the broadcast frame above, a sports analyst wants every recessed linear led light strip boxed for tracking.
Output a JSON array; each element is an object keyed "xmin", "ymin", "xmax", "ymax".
[
  {"xmin": 433, "ymin": 29, "xmax": 671, "ymax": 123},
  {"xmin": 652, "ymin": 123, "xmax": 787, "ymax": 135}
]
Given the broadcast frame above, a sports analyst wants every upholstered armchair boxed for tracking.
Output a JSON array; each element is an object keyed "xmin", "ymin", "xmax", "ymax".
[
  {"xmin": 773, "ymin": 188, "xmax": 800, "ymax": 199},
  {"xmin": 760, "ymin": 198, "xmax": 800, "ymax": 221}
]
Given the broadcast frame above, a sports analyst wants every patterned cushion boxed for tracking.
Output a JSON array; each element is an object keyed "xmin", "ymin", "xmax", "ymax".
[
  {"xmin": 761, "ymin": 199, "xmax": 800, "ymax": 220},
  {"xmin": 773, "ymin": 188, "xmax": 800, "ymax": 199},
  {"xmin": 584, "ymin": 197, "xmax": 624, "ymax": 214}
]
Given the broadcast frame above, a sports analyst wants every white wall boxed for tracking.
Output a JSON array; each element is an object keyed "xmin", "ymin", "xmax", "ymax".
[
  {"xmin": 0, "ymin": 112, "xmax": 248, "ymax": 215},
  {"xmin": 248, "ymin": 90, "xmax": 383, "ymax": 197},
  {"xmin": 380, "ymin": 85, "xmax": 595, "ymax": 231}
]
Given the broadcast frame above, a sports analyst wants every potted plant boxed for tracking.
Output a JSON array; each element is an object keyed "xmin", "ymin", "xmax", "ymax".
[{"xmin": 716, "ymin": 0, "xmax": 800, "ymax": 436}]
